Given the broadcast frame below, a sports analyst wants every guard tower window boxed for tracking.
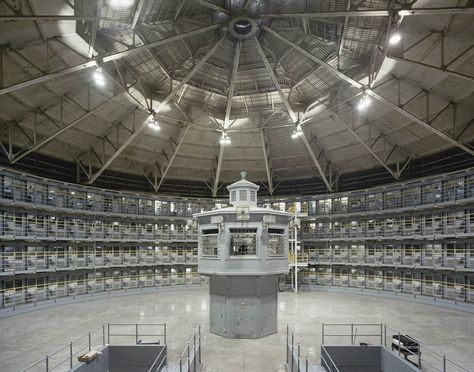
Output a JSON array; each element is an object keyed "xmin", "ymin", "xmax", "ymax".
[
  {"xmin": 239, "ymin": 190, "xmax": 247, "ymax": 201},
  {"xmin": 231, "ymin": 191, "xmax": 236, "ymax": 202},
  {"xmin": 268, "ymin": 228, "xmax": 285, "ymax": 256},
  {"xmin": 201, "ymin": 228, "xmax": 219, "ymax": 256},
  {"xmin": 230, "ymin": 228, "xmax": 257, "ymax": 255},
  {"xmin": 250, "ymin": 190, "xmax": 256, "ymax": 202}
]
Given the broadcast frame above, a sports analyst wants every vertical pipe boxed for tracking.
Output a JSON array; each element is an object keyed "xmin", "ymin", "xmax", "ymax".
[
  {"xmin": 286, "ymin": 325, "xmax": 289, "ymax": 364},
  {"xmin": 322, "ymin": 323, "xmax": 325, "ymax": 345},
  {"xmin": 443, "ymin": 356, "xmax": 446, "ymax": 372},
  {"xmin": 398, "ymin": 331, "xmax": 401, "ymax": 357},
  {"xmin": 136, "ymin": 323, "xmax": 139, "ymax": 344},
  {"xmin": 297, "ymin": 343, "xmax": 300, "ymax": 371},
  {"xmin": 69, "ymin": 342, "xmax": 73, "ymax": 368},
  {"xmin": 351, "ymin": 324, "xmax": 354, "ymax": 345},
  {"xmin": 187, "ymin": 343, "xmax": 190, "ymax": 371},
  {"xmin": 193, "ymin": 332, "xmax": 197, "ymax": 371},
  {"xmin": 102, "ymin": 324, "xmax": 105, "ymax": 345},
  {"xmin": 198, "ymin": 325, "xmax": 201, "ymax": 363},
  {"xmin": 45, "ymin": 355, "xmax": 49, "ymax": 372},
  {"xmin": 107, "ymin": 323, "xmax": 110, "ymax": 344},
  {"xmin": 380, "ymin": 323, "xmax": 383, "ymax": 345},
  {"xmin": 291, "ymin": 334, "xmax": 294, "ymax": 372},
  {"xmin": 88, "ymin": 332, "xmax": 91, "ymax": 351},
  {"xmin": 384, "ymin": 324, "xmax": 387, "ymax": 347},
  {"xmin": 418, "ymin": 346, "xmax": 421, "ymax": 368}
]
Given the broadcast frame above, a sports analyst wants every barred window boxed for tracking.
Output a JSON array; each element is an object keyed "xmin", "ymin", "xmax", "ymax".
[
  {"xmin": 202, "ymin": 229, "xmax": 219, "ymax": 256},
  {"xmin": 268, "ymin": 228, "xmax": 285, "ymax": 256},
  {"xmin": 230, "ymin": 228, "xmax": 257, "ymax": 256}
]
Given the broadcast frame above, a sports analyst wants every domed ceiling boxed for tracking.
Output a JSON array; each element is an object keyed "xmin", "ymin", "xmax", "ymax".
[{"xmin": 0, "ymin": 0, "xmax": 473, "ymax": 195}]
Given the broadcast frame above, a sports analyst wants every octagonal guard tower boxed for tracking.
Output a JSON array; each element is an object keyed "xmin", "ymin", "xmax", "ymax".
[{"xmin": 194, "ymin": 172, "xmax": 292, "ymax": 339}]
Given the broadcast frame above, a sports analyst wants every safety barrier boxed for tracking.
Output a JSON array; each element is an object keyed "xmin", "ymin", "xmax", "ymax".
[
  {"xmin": 321, "ymin": 323, "xmax": 472, "ymax": 372},
  {"xmin": 20, "ymin": 323, "xmax": 167, "ymax": 372},
  {"xmin": 169, "ymin": 326, "xmax": 202, "ymax": 372}
]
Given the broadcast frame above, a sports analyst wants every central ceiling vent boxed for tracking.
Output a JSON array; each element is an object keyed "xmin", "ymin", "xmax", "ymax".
[{"xmin": 229, "ymin": 17, "xmax": 258, "ymax": 40}]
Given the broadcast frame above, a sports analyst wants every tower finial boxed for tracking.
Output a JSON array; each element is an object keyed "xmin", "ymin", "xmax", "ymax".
[{"xmin": 241, "ymin": 171, "xmax": 247, "ymax": 179}]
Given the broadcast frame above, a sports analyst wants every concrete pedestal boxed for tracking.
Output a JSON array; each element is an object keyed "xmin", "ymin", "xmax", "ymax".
[{"xmin": 208, "ymin": 275, "xmax": 279, "ymax": 339}]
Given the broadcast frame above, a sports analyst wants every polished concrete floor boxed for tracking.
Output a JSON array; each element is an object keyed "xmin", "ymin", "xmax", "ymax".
[{"xmin": 1, "ymin": 288, "xmax": 473, "ymax": 372}]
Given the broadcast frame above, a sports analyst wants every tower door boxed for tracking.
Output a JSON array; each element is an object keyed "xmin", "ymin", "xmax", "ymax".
[{"xmin": 234, "ymin": 298, "xmax": 256, "ymax": 338}]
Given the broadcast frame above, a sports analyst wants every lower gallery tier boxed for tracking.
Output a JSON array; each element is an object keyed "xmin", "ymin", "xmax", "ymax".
[{"xmin": 1, "ymin": 266, "xmax": 473, "ymax": 311}]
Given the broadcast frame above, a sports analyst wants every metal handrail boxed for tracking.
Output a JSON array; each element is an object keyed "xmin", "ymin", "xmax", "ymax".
[
  {"xmin": 384, "ymin": 324, "xmax": 471, "ymax": 372},
  {"xmin": 321, "ymin": 346, "xmax": 341, "ymax": 372},
  {"xmin": 20, "ymin": 323, "xmax": 167, "ymax": 372},
  {"xmin": 321, "ymin": 323, "xmax": 472, "ymax": 372},
  {"xmin": 286, "ymin": 325, "xmax": 318, "ymax": 372},
  {"xmin": 169, "ymin": 325, "xmax": 201, "ymax": 372},
  {"xmin": 147, "ymin": 345, "xmax": 167, "ymax": 372}
]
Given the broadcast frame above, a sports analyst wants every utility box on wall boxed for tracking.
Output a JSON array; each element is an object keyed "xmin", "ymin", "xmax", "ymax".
[{"xmin": 194, "ymin": 172, "xmax": 292, "ymax": 339}]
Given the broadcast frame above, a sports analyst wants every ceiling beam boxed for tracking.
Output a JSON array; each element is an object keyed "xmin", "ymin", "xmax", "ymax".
[
  {"xmin": 87, "ymin": 37, "xmax": 226, "ymax": 185},
  {"xmin": 332, "ymin": 112, "xmax": 399, "ymax": 179},
  {"xmin": 189, "ymin": 0, "xmax": 230, "ymax": 14},
  {"xmin": 299, "ymin": 128, "xmax": 332, "ymax": 191},
  {"xmin": 253, "ymin": 35, "xmax": 298, "ymax": 123},
  {"xmin": 0, "ymin": 15, "xmax": 96, "ymax": 21},
  {"xmin": 131, "ymin": 0, "xmax": 146, "ymax": 29},
  {"xmin": 224, "ymin": 40, "xmax": 241, "ymax": 128},
  {"xmin": 262, "ymin": 25, "xmax": 474, "ymax": 157},
  {"xmin": 260, "ymin": 129, "xmax": 273, "ymax": 194},
  {"xmin": 157, "ymin": 125, "xmax": 190, "ymax": 191},
  {"xmin": 0, "ymin": 24, "xmax": 220, "ymax": 97},
  {"xmin": 212, "ymin": 143, "xmax": 225, "ymax": 197},
  {"xmin": 387, "ymin": 54, "xmax": 474, "ymax": 83},
  {"xmin": 10, "ymin": 93, "xmax": 121, "ymax": 164},
  {"xmin": 260, "ymin": 7, "xmax": 474, "ymax": 18}
]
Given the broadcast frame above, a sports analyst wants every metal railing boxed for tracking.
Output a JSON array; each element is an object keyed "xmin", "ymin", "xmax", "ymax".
[
  {"xmin": 320, "ymin": 346, "xmax": 341, "ymax": 372},
  {"xmin": 169, "ymin": 326, "xmax": 202, "ymax": 372},
  {"xmin": 295, "ymin": 272, "xmax": 474, "ymax": 306},
  {"xmin": 321, "ymin": 323, "xmax": 472, "ymax": 372},
  {"xmin": 0, "ymin": 273, "xmax": 208, "ymax": 311},
  {"xmin": 20, "ymin": 323, "xmax": 167, "ymax": 372},
  {"xmin": 20, "ymin": 325, "xmax": 105, "ymax": 372},
  {"xmin": 286, "ymin": 325, "xmax": 318, "ymax": 372},
  {"xmin": 147, "ymin": 345, "xmax": 167, "ymax": 372}
]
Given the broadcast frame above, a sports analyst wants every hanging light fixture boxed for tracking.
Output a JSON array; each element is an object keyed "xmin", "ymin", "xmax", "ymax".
[
  {"xmin": 389, "ymin": 32, "xmax": 402, "ymax": 45},
  {"xmin": 147, "ymin": 112, "xmax": 160, "ymax": 131},
  {"xmin": 357, "ymin": 96, "xmax": 371, "ymax": 111},
  {"xmin": 220, "ymin": 132, "xmax": 231, "ymax": 145},
  {"xmin": 291, "ymin": 124, "xmax": 303, "ymax": 139},
  {"xmin": 108, "ymin": 0, "xmax": 135, "ymax": 8},
  {"xmin": 93, "ymin": 67, "xmax": 105, "ymax": 87}
]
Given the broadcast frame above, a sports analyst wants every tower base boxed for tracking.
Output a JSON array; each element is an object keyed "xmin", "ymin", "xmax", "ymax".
[{"xmin": 208, "ymin": 275, "xmax": 279, "ymax": 339}]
